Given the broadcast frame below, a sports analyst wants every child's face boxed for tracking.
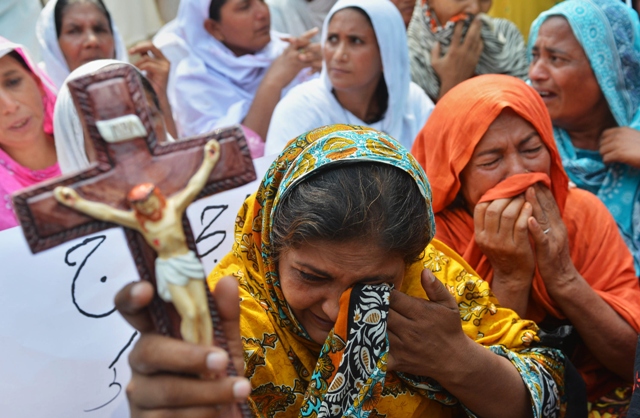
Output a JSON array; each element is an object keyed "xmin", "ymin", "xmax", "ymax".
[{"xmin": 428, "ymin": 0, "xmax": 492, "ymax": 24}]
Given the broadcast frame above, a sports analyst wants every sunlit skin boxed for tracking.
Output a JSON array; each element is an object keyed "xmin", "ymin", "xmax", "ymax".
[
  {"xmin": 278, "ymin": 239, "xmax": 405, "ymax": 345},
  {"xmin": 324, "ymin": 8, "xmax": 383, "ymax": 122},
  {"xmin": 0, "ymin": 55, "xmax": 56, "ymax": 169},
  {"xmin": 427, "ymin": 0, "xmax": 491, "ymax": 24},
  {"xmin": 58, "ymin": 1, "xmax": 115, "ymax": 71},
  {"xmin": 460, "ymin": 109, "xmax": 551, "ymax": 210},
  {"xmin": 529, "ymin": 17, "xmax": 615, "ymax": 142},
  {"xmin": 204, "ymin": 0, "xmax": 271, "ymax": 56}
]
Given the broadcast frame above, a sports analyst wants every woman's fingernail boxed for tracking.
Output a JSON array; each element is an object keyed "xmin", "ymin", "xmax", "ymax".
[
  {"xmin": 130, "ymin": 282, "xmax": 145, "ymax": 301},
  {"xmin": 206, "ymin": 351, "xmax": 228, "ymax": 371},
  {"xmin": 233, "ymin": 379, "xmax": 252, "ymax": 399}
]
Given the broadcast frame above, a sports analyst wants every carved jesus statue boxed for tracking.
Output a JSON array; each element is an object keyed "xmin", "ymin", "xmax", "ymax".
[{"xmin": 54, "ymin": 139, "xmax": 221, "ymax": 346}]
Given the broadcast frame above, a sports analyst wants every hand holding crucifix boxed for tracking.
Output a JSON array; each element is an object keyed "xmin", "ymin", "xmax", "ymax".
[
  {"xmin": 54, "ymin": 139, "xmax": 221, "ymax": 345},
  {"xmin": 13, "ymin": 62, "xmax": 255, "ymax": 416}
]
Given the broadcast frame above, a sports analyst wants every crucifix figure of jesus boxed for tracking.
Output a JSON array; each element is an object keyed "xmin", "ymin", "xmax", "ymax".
[
  {"xmin": 54, "ymin": 140, "xmax": 221, "ymax": 345},
  {"xmin": 13, "ymin": 63, "xmax": 255, "ymax": 351}
]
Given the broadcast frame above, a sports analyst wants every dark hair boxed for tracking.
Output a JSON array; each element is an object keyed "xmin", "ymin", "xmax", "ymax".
[
  {"xmin": 54, "ymin": 0, "xmax": 114, "ymax": 38},
  {"xmin": 328, "ymin": 7, "xmax": 388, "ymax": 124},
  {"xmin": 7, "ymin": 51, "xmax": 31, "ymax": 73},
  {"xmin": 272, "ymin": 163, "xmax": 431, "ymax": 264},
  {"xmin": 208, "ymin": 0, "xmax": 228, "ymax": 21}
]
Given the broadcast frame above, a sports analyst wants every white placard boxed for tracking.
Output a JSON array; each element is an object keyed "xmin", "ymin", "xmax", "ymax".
[{"xmin": 0, "ymin": 155, "xmax": 274, "ymax": 417}]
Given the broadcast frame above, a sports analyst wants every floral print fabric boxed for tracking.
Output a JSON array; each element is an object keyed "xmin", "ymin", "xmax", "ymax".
[{"xmin": 208, "ymin": 124, "xmax": 565, "ymax": 417}]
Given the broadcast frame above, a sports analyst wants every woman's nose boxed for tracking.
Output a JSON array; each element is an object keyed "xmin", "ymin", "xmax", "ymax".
[
  {"xmin": 529, "ymin": 58, "xmax": 549, "ymax": 82},
  {"xmin": 84, "ymin": 30, "xmax": 99, "ymax": 47},
  {"xmin": 255, "ymin": 0, "xmax": 269, "ymax": 20},
  {"xmin": 507, "ymin": 158, "xmax": 529, "ymax": 177},
  {"xmin": 0, "ymin": 91, "xmax": 19, "ymax": 115},
  {"xmin": 334, "ymin": 42, "xmax": 347, "ymax": 61},
  {"xmin": 321, "ymin": 294, "xmax": 341, "ymax": 324},
  {"xmin": 466, "ymin": 0, "xmax": 481, "ymax": 15}
]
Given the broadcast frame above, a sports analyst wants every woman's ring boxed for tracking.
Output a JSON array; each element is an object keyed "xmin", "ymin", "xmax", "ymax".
[{"xmin": 543, "ymin": 227, "xmax": 551, "ymax": 234}]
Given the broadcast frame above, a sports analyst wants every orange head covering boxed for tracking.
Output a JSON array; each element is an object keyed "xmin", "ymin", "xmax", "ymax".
[
  {"xmin": 412, "ymin": 74, "xmax": 569, "ymax": 214},
  {"xmin": 412, "ymin": 74, "xmax": 640, "ymax": 399}
]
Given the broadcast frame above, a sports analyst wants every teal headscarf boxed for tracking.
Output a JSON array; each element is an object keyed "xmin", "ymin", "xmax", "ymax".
[{"xmin": 528, "ymin": 0, "xmax": 640, "ymax": 274}]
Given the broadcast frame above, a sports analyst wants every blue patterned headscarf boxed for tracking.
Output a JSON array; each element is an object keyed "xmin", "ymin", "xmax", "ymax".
[{"xmin": 528, "ymin": 0, "xmax": 640, "ymax": 273}]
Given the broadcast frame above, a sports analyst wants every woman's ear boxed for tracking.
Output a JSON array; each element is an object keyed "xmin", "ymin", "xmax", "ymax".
[{"xmin": 204, "ymin": 18, "xmax": 224, "ymax": 42}]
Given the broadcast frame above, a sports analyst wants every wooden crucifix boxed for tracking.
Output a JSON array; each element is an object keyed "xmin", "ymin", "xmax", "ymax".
[{"xmin": 12, "ymin": 63, "xmax": 255, "ymax": 389}]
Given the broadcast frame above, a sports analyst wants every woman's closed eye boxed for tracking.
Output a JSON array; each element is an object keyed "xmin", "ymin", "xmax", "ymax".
[
  {"xmin": 296, "ymin": 269, "xmax": 329, "ymax": 284},
  {"xmin": 522, "ymin": 145, "xmax": 543, "ymax": 155},
  {"xmin": 477, "ymin": 157, "xmax": 500, "ymax": 168}
]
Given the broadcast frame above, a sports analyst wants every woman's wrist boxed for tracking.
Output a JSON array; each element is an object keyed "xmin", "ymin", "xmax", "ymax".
[
  {"xmin": 426, "ymin": 334, "xmax": 476, "ymax": 384},
  {"xmin": 542, "ymin": 265, "xmax": 581, "ymax": 300},
  {"xmin": 492, "ymin": 269, "xmax": 533, "ymax": 293}
]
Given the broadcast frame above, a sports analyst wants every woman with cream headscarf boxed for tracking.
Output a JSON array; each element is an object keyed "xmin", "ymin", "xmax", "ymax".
[
  {"xmin": 153, "ymin": 0, "xmax": 319, "ymax": 146},
  {"xmin": 267, "ymin": 0, "xmax": 336, "ymax": 41},
  {"xmin": 265, "ymin": 0, "xmax": 434, "ymax": 154},
  {"xmin": 35, "ymin": 0, "xmax": 128, "ymax": 89},
  {"xmin": 54, "ymin": 59, "xmax": 173, "ymax": 174}
]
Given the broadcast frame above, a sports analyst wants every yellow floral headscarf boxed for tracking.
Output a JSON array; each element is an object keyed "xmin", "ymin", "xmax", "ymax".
[{"xmin": 209, "ymin": 125, "xmax": 564, "ymax": 418}]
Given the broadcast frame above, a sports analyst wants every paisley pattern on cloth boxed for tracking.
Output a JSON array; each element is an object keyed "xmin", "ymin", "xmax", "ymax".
[
  {"xmin": 208, "ymin": 124, "xmax": 566, "ymax": 417},
  {"xmin": 306, "ymin": 284, "xmax": 391, "ymax": 418},
  {"xmin": 528, "ymin": 0, "xmax": 640, "ymax": 274}
]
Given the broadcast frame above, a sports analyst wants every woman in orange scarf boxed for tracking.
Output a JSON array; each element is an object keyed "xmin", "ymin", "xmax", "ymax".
[{"xmin": 412, "ymin": 74, "xmax": 640, "ymax": 414}]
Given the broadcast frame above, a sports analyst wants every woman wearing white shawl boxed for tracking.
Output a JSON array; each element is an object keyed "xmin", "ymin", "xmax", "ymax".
[
  {"xmin": 267, "ymin": 0, "xmax": 336, "ymax": 41},
  {"xmin": 54, "ymin": 60, "xmax": 173, "ymax": 174},
  {"xmin": 265, "ymin": 0, "xmax": 434, "ymax": 154},
  {"xmin": 35, "ymin": 0, "xmax": 129, "ymax": 89},
  {"xmin": 155, "ymin": 0, "xmax": 319, "ymax": 142}
]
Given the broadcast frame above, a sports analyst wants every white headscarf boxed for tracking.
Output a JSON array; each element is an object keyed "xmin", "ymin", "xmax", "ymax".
[
  {"xmin": 265, "ymin": 0, "xmax": 434, "ymax": 153},
  {"xmin": 155, "ymin": 0, "xmax": 308, "ymax": 137},
  {"xmin": 54, "ymin": 59, "xmax": 174, "ymax": 174},
  {"xmin": 267, "ymin": 0, "xmax": 336, "ymax": 41},
  {"xmin": 36, "ymin": 0, "xmax": 129, "ymax": 89}
]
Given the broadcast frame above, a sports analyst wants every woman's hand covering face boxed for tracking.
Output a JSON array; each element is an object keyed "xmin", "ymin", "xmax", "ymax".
[
  {"xmin": 524, "ymin": 184, "xmax": 577, "ymax": 289},
  {"xmin": 431, "ymin": 16, "xmax": 484, "ymax": 100},
  {"xmin": 387, "ymin": 269, "xmax": 470, "ymax": 379},
  {"xmin": 473, "ymin": 195, "xmax": 536, "ymax": 289},
  {"xmin": 115, "ymin": 278, "xmax": 251, "ymax": 417}
]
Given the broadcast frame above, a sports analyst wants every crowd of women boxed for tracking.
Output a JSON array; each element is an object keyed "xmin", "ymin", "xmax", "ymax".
[{"xmin": 1, "ymin": 0, "xmax": 640, "ymax": 416}]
